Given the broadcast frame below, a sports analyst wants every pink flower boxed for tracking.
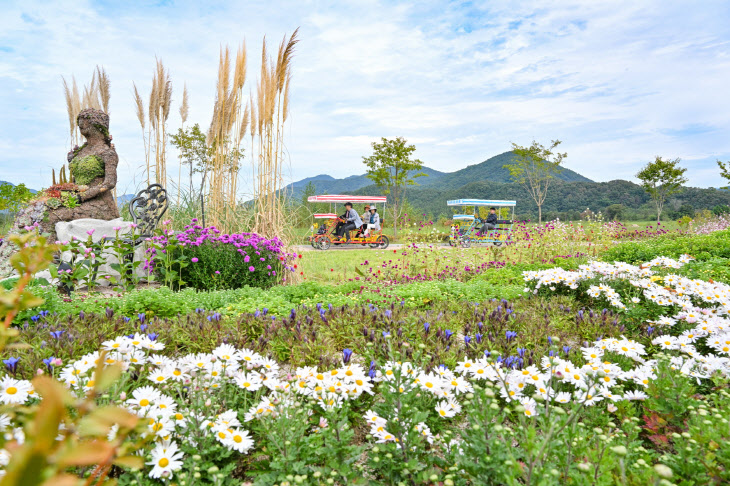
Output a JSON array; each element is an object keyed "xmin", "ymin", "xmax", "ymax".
[
  {"xmin": 249, "ymin": 266, "xmax": 255, "ymax": 272},
  {"xmin": 86, "ymin": 229, "xmax": 95, "ymax": 236},
  {"xmin": 191, "ymin": 257, "xmax": 199, "ymax": 263}
]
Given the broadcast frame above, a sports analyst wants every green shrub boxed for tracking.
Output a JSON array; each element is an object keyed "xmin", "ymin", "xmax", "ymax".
[
  {"xmin": 166, "ymin": 224, "xmax": 292, "ymax": 291},
  {"xmin": 602, "ymin": 230, "xmax": 730, "ymax": 263}
]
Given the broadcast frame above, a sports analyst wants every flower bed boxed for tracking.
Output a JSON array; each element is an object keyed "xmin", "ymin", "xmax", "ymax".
[
  {"xmin": 2, "ymin": 255, "xmax": 730, "ymax": 483},
  {"xmin": 157, "ymin": 220, "xmax": 296, "ymax": 291}
]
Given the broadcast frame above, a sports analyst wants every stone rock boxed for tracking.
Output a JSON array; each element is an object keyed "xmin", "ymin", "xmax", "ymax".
[{"xmin": 56, "ymin": 218, "xmax": 147, "ymax": 282}]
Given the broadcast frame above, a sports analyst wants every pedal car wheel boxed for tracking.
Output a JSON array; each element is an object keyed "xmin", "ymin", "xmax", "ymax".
[
  {"xmin": 448, "ymin": 238, "xmax": 456, "ymax": 247},
  {"xmin": 377, "ymin": 235, "xmax": 390, "ymax": 249},
  {"xmin": 494, "ymin": 241, "xmax": 502, "ymax": 247},
  {"xmin": 460, "ymin": 238, "xmax": 471, "ymax": 248},
  {"xmin": 318, "ymin": 238, "xmax": 331, "ymax": 250}
]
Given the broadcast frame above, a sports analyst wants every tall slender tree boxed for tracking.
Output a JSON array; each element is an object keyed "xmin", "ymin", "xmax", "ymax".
[
  {"xmin": 504, "ymin": 140, "xmax": 566, "ymax": 223},
  {"xmin": 362, "ymin": 137, "xmax": 425, "ymax": 238},
  {"xmin": 636, "ymin": 156, "xmax": 688, "ymax": 223}
]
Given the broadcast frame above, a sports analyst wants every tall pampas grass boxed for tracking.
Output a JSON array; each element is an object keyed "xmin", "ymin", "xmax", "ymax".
[
  {"xmin": 177, "ymin": 84, "xmax": 189, "ymax": 204},
  {"xmin": 62, "ymin": 65, "xmax": 109, "ymax": 148},
  {"xmin": 133, "ymin": 59, "xmax": 173, "ymax": 186},
  {"xmin": 248, "ymin": 28, "xmax": 299, "ymax": 244},
  {"xmin": 207, "ymin": 42, "xmax": 248, "ymax": 228}
]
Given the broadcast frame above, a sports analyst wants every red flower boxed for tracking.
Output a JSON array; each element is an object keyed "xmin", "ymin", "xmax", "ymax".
[
  {"xmin": 331, "ymin": 269, "xmax": 334, "ymax": 272},
  {"xmin": 298, "ymin": 254, "xmax": 302, "ymax": 258},
  {"xmin": 294, "ymin": 264, "xmax": 298, "ymax": 269}
]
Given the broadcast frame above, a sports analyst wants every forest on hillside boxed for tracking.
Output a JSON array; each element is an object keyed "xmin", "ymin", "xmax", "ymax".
[{"xmin": 348, "ymin": 179, "xmax": 730, "ymax": 222}]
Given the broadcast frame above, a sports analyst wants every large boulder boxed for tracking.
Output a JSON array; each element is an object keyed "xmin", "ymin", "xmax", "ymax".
[{"xmin": 56, "ymin": 218, "xmax": 147, "ymax": 283}]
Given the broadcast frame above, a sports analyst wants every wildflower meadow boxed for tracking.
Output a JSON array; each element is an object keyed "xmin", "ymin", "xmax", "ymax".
[{"xmin": 1, "ymin": 214, "xmax": 730, "ymax": 485}]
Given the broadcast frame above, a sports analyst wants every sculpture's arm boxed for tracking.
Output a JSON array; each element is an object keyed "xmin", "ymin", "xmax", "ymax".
[{"xmin": 78, "ymin": 148, "xmax": 118, "ymax": 202}]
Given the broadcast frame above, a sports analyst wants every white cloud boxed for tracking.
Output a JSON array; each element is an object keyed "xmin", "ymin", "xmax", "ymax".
[{"xmin": 1, "ymin": 0, "xmax": 730, "ymax": 192}]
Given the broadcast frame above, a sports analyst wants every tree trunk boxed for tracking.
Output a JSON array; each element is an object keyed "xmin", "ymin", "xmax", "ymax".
[
  {"xmin": 393, "ymin": 200, "xmax": 398, "ymax": 239},
  {"xmin": 538, "ymin": 205, "xmax": 542, "ymax": 224}
]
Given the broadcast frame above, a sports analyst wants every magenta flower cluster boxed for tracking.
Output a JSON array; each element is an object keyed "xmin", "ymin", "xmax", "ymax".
[{"xmin": 176, "ymin": 222, "xmax": 287, "ymax": 256}]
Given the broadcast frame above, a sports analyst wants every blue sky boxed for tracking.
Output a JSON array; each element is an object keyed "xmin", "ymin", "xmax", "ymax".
[{"xmin": 2, "ymin": 0, "xmax": 730, "ymax": 197}]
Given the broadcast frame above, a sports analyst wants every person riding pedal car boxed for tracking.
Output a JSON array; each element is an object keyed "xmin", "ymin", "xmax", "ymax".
[
  {"xmin": 480, "ymin": 207, "xmax": 498, "ymax": 234},
  {"xmin": 335, "ymin": 202, "xmax": 362, "ymax": 242},
  {"xmin": 364, "ymin": 206, "xmax": 381, "ymax": 236}
]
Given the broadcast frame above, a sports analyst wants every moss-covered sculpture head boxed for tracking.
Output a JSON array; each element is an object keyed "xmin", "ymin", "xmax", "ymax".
[{"xmin": 77, "ymin": 108, "xmax": 111, "ymax": 142}]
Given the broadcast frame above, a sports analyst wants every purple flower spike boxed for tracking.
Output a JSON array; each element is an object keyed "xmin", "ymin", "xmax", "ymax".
[
  {"xmin": 3, "ymin": 357, "xmax": 19, "ymax": 373},
  {"xmin": 342, "ymin": 348, "xmax": 353, "ymax": 365}
]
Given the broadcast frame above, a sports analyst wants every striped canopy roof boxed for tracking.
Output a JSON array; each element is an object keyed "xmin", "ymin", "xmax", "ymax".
[
  {"xmin": 447, "ymin": 199, "xmax": 516, "ymax": 207},
  {"xmin": 307, "ymin": 195, "xmax": 388, "ymax": 203}
]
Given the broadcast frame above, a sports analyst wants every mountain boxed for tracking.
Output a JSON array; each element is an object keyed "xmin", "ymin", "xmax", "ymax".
[
  {"xmin": 285, "ymin": 151, "xmax": 592, "ymax": 198},
  {"xmin": 286, "ymin": 167, "xmax": 446, "ymax": 198},
  {"xmin": 417, "ymin": 151, "xmax": 592, "ymax": 188},
  {"xmin": 357, "ymin": 178, "xmax": 730, "ymax": 220}
]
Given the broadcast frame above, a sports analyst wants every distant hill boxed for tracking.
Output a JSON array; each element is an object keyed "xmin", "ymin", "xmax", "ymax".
[
  {"xmin": 285, "ymin": 151, "xmax": 592, "ymax": 198},
  {"xmin": 286, "ymin": 167, "xmax": 446, "ymax": 198},
  {"xmin": 417, "ymin": 151, "xmax": 592, "ymax": 188},
  {"xmin": 352, "ymin": 178, "xmax": 730, "ymax": 220}
]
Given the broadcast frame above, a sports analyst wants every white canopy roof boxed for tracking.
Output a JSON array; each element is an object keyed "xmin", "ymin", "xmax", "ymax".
[
  {"xmin": 452, "ymin": 214, "xmax": 475, "ymax": 220},
  {"xmin": 447, "ymin": 199, "xmax": 516, "ymax": 207},
  {"xmin": 313, "ymin": 213, "xmax": 338, "ymax": 219},
  {"xmin": 308, "ymin": 195, "xmax": 388, "ymax": 203}
]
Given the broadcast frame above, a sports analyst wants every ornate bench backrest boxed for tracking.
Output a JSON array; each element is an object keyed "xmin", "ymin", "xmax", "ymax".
[{"xmin": 128, "ymin": 184, "xmax": 169, "ymax": 239}]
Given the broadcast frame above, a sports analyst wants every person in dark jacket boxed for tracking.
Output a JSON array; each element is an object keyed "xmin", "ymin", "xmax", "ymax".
[
  {"xmin": 335, "ymin": 202, "xmax": 362, "ymax": 241},
  {"xmin": 480, "ymin": 207, "xmax": 498, "ymax": 234}
]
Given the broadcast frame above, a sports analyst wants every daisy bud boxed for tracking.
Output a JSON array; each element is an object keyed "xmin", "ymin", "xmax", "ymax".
[
  {"xmin": 36, "ymin": 369, "xmax": 44, "ymax": 375},
  {"xmin": 204, "ymin": 399, "xmax": 211, "ymax": 407},
  {"xmin": 654, "ymin": 464, "xmax": 673, "ymax": 479},
  {"xmin": 577, "ymin": 463, "xmax": 591, "ymax": 472},
  {"xmin": 610, "ymin": 445, "xmax": 627, "ymax": 456},
  {"xmin": 119, "ymin": 392, "xmax": 127, "ymax": 401}
]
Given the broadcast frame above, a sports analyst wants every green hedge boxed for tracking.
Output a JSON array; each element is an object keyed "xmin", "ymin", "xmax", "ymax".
[
  {"xmin": 601, "ymin": 230, "xmax": 730, "ymax": 263},
  {"xmin": 17, "ymin": 263, "xmax": 561, "ymax": 322}
]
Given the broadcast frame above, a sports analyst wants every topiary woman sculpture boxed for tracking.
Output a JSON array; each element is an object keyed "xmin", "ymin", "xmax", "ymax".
[
  {"xmin": 0, "ymin": 108, "xmax": 121, "ymax": 277},
  {"xmin": 49, "ymin": 108, "xmax": 121, "ymax": 225}
]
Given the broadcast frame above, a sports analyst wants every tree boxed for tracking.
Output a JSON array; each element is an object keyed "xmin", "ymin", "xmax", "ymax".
[
  {"xmin": 362, "ymin": 137, "xmax": 425, "ymax": 238},
  {"xmin": 604, "ymin": 204, "xmax": 625, "ymax": 221},
  {"xmin": 718, "ymin": 160, "xmax": 730, "ymax": 189},
  {"xmin": 169, "ymin": 123, "xmax": 238, "ymax": 199},
  {"xmin": 0, "ymin": 183, "xmax": 33, "ymax": 214},
  {"xmin": 504, "ymin": 140, "xmax": 567, "ymax": 223},
  {"xmin": 636, "ymin": 156, "xmax": 688, "ymax": 223}
]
